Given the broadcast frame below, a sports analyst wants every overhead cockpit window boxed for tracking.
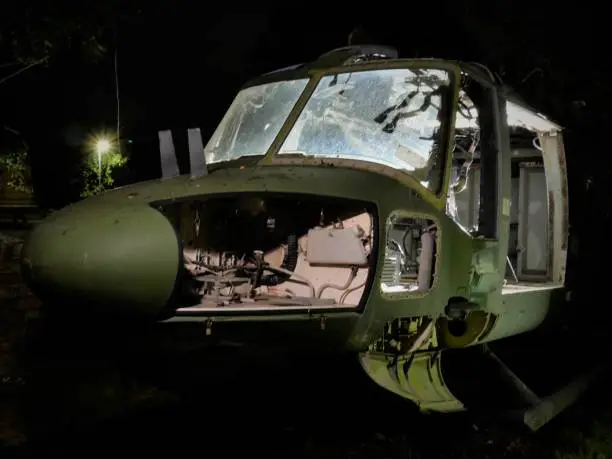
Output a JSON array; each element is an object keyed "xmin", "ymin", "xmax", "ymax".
[
  {"xmin": 204, "ymin": 79, "xmax": 309, "ymax": 164},
  {"xmin": 279, "ymin": 68, "xmax": 452, "ymax": 193}
]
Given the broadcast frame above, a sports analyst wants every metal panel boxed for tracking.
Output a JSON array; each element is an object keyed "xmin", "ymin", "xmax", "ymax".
[
  {"xmin": 158, "ymin": 130, "xmax": 180, "ymax": 180},
  {"xmin": 507, "ymin": 178, "xmax": 520, "ymax": 263},
  {"xmin": 468, "ymin": 168, "xmax": 481, "ymax": 231},
  {"xmin": 538, "ymin": 131, "xmax": 569, "ymax": 285},
  {"xmin": 510, "ymin": 177, "xmax": 519, "ymax": 224},
  {"xmin": 517, "ymin": 165, "xmax": 550, "ymax": 279},
  {"xmin": 453, "ymin": 168, "xmax": 480, "ymax": 232},
  {"xmin": 452, "ymin": 188, "xmax": 469, "ymax": 230},
  {"xmin": 187, "ymin": 128, "xmax": 208, "ymax": 178}
]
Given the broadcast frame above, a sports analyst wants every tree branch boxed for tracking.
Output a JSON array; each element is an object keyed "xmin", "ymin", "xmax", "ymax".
[
  {"xmin": 3, "ymin": 125, "xmax": 22, "ymax": 136},
  {"xmin": 0, "ymin": 57, "xmax": 48, "ymax": 85},
  {"xmin": 0, "ymin": 62, "xmax": 21, "ymax": 69}
]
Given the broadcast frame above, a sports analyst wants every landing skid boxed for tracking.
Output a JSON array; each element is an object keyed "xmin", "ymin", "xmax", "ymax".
[{"xmin": 484, "ymin": 345, "xmax": 604, "ymax": 431}]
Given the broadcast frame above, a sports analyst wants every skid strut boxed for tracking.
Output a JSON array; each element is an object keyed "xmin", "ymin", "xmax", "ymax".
[{"xmin": 484, "ymin": 344, "xmax": 603, "ymax": 431}]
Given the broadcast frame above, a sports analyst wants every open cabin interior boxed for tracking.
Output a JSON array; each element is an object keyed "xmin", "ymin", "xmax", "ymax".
[
  {"xmin": 453, "ymin": 130, "xmax": 550, "ymax": 287},
  {"xmin": 161, "ymin": 195, "xmax": 378, "ymax": 312},
  {"xmin": 450, "ymin": 81, "xmax": 565, "ymax": 294}
]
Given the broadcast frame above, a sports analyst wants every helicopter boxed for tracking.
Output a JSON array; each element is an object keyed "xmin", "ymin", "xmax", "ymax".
[{"xmin": 21, "ymin": 45, "xmax": 592, "ymax": 431}]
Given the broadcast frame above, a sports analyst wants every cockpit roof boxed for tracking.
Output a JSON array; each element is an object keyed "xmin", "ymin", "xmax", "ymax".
[{"xmin": 245, "ymin": 45, "xmax": 561, "ymax": 133}]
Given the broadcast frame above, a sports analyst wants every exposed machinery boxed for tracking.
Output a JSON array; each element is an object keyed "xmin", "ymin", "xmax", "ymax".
[{"xmin": 21, "ymin": 46, "xmax": 593, "ymax": 430}]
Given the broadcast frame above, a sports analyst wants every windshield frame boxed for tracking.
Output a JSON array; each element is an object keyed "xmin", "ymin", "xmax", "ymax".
[{"xmin": 254, "ymin": 59, "xmax": 461, "ymax": 207}]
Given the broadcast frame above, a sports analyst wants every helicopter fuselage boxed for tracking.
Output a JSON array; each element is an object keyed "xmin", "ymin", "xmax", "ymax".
[{"xmin": 21, "ymin": 48, "xmax": 573, "ymax": 429}]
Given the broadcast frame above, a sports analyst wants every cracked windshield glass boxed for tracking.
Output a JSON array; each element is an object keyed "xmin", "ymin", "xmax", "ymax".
[
  {"xmin": 204, "ymin": 79, "xmax": 309, "ymax": 164},
  {"xmin": 280, "ymin": 68, "xmax": 451, "ymax": 193}
]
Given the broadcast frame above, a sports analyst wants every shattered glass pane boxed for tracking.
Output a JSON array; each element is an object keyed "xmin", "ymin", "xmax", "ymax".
[
  {"xmin": 204, "ymin": 79, "xmax": 309, "ymax": 164},
  {"xmin": 279, "ymin": 68, "xmax": 452, "ymax": 192}
]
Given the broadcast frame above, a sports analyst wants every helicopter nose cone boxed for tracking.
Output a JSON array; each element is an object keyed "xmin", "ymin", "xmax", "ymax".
[{"xmin": 21, "ymin": 200, "xmax": 181, "ymax": 318}]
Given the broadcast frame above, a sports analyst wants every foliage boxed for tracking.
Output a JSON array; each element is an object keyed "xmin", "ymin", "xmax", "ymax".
[
  {"xmin": 80, "ymin": 150, "xmax": 127, "ymax": 198},
  {"xmin": 0, "ymin": 3, "xmax": 146, "ymax": 88},
  {"xmin": 0, "ymin": 151, "xmax": 32, "ymax": 194},
  {"xmin": 1, "ymin": 2, "xmax": 126, "ymax": 65},
  {"xmin": 0, "ymin": 7, "xmax": 106, "ymax": 88}
]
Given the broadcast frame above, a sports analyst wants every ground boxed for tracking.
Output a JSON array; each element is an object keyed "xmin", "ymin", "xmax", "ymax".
[{"xmin": 0, "ymin": 233, "xmax": 610, "ymax": 459}]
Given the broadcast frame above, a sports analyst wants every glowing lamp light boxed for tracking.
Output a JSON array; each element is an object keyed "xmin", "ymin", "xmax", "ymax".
[
  {"xmin": 91, "ymin": 136, "xmax": 113, "ymax": 193},
  {"xmin": 95, "ymin": 138, "xmax": 112, "ymax": 155}
]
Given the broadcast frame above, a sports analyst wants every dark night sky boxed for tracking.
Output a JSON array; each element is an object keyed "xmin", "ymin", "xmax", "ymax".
[{"xmin": 0, "ymin": 4, "xmax": 606, "ymax": 209}]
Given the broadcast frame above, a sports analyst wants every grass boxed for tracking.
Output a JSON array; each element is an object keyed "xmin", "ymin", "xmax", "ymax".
[
  {"xmin": 556, "ymin": 417, "xmax": 612, "ymax": 459},
  {"xmin": 545, "ymin": 373, "xmax": 612, "ymax": 459}
]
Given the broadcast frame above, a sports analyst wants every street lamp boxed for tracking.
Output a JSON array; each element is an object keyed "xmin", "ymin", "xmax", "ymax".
[{"xmin": 95, "ymin": 138, "xmax": 111, "ymax": 191}]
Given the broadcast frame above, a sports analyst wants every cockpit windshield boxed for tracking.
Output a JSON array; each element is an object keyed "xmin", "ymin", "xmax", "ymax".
[
  {"xmin": 203, "ymin": 67, "xmax": 453, "ymax": 194},
  {"xmin": 279, "ymin": 68, "xmax": 452, "ymax": 193},
  {"xmin": 204, "ymin": 79, "xmax": 309, "ymax": 164}
]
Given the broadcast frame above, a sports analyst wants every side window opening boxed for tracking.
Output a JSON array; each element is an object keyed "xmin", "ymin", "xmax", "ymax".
[
  {"xmin": 448, "ymin": 74, "xmax": 554, "ymax": 285},
  {"xmin": 448, "ymin": 86, "xmax": 480, "ymax": 233},
  {"xmin": 448, "ymin": 74, "xmax": 498, "ymax": 239}
]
